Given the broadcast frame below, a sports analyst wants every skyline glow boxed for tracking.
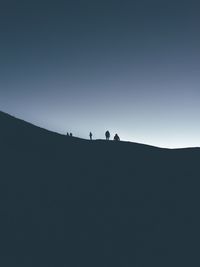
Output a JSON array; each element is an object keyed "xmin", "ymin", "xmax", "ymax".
[{"xmin": 1, "ymin": 0, "xmax": 200, "ymax": 148}]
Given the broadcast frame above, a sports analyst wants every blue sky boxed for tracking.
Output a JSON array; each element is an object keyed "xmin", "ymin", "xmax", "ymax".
[{"xmin": 1, "ymin": 0, "xmax": 200, "ymax": 148}]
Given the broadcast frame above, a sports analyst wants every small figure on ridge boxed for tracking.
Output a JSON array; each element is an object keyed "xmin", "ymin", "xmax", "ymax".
[
  {"xmin": 89, "ymin": 132, "xmax": 93, "ymax": 140},
  {"xmin": 105, "ymin": 130, "xmax": 110, "ymax": 140},
  {"xmin": 114, "ymin": 134, "xmax": 120, "ymax": 141}
]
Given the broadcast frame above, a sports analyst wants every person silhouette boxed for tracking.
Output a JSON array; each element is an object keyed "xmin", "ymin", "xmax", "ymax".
[
  {"xmin": 89, "ymin": 132, "xmax": 92, "ymax": 140},
  {"xmin": 66, "ymin": 132, "xmax": 69, "ymax": 137},
  {"xmin": 105, "ymin": 130, "xmax": 110, "ymax": 140},
  {"xmin": 114, "ymin": 134, "xmax": 120, "ymax": 141},
  {"xmin": 70, "ymin": 133, "xmax": 73, "ymax": 137}
]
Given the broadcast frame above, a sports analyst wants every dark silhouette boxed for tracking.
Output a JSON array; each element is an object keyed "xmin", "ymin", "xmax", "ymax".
[
  {"xmin": 0, "ymin": 110, "xmax": 199, "ymax": 267},
  {"xmin": 89, "ymin": 132, "xmax": 92, "ymax": 140},
  {"xmin": 114, "ymin": 133, "xmax": 120, "ymax": 141},
  {"xmin": 70, "ymin": 132, "xmax": 73, "ymax": 137},
  {"xmin": 105, "ymin": 130, "xmax": 110, "ymax": 140},
  {"xmin": 66, "ymin": 132, "xmax": 69, "ymax": 137}
]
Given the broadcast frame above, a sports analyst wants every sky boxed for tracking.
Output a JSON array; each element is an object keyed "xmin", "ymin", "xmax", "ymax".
[{"xmin": 1, "ymin": 0, "xmax": 200, "ymax": 148}]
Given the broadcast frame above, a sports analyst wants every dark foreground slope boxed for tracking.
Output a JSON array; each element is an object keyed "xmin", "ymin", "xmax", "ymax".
[{"xmin": 0, "ymin": 111, "xmax": 200, "ymax": 267}]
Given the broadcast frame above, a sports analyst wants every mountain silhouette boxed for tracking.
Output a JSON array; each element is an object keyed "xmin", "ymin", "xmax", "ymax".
[{"xmin": 0, "ymin": 111, "xmax": 200, "ymax": 267}]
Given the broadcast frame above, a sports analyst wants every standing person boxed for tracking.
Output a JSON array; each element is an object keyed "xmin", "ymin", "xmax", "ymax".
[
  {"xmin": 105, "ymin": 130, "xmax": 110, "ymax": 140},
  {"xmin": 70, "ymin": 133, "xmax": 73, "ymax": 137},
  {"xmin": 89, "ymin": 132, "xmax": 93, "ymax": 140}
]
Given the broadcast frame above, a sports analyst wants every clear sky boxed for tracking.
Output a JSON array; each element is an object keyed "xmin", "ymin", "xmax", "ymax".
[{"xmin": 1, "ymin": 0, "xmax": 200, "ymax": 148}]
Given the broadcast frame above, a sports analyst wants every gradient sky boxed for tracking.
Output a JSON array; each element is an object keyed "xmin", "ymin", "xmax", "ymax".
[{"xmin": 1, "ymin": 0, "xmax": 200, "ymax": 148}]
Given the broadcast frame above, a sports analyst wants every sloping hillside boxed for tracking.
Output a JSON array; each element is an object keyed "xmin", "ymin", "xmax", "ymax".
[{"xmin": 0, "ymin": 111, "xmax": 200, "ymax": 267}]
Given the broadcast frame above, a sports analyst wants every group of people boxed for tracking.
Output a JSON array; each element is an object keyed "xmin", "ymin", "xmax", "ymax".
[
  {"xmin": 67, "ymin": 131, "xmax": 120, "ymax": 141},
  {"xmin": 89, "ymin": 131, "xmax": 120, "ymax": 141}
]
